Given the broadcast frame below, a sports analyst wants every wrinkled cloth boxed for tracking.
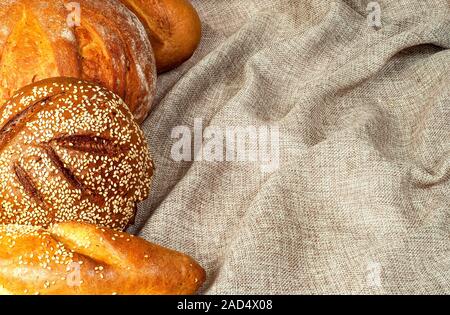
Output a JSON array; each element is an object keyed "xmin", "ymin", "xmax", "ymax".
[{"xmin": 131, "ymin": 0, "xmax": 450, "ymax": 294}]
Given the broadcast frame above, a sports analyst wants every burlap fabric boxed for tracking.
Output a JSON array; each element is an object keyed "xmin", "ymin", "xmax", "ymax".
[{"xmin": 132, "ymin": 0, "xmax": 450, "ymax": 294}]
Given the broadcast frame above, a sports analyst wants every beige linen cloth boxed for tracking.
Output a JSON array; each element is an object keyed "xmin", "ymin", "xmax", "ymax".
[{"xmin": 131, "ymin": 0, "xmax": 450, "ymax": 294}]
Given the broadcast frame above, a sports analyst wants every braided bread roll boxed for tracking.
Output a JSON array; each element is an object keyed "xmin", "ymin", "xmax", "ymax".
[
  {"xmin": 0, "ymin": 222, "xmax": 206, "ymax": 295},
  {"xmin": 0, "ymin": 77, "xmax": 154, "ymax": 230},
  {"xmin": 0, "ymin": 0, "xmax": 156, "ymax": 123}
]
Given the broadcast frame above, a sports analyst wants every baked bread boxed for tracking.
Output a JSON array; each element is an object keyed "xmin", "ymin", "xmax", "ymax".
[
  {"xmin": 120, "ymin": 0, "xmax": 202, "ymax": 72},
  {"xmin": 0, "ymin": 77, "xmax": 154, "ymax": 230},
  {"xmin": 0, "ymin": 0, "xmax": 156, "ymax": 123},
  {"xmin": 0, "ymin": 222, "xmax": 206, "ymax": 295}
]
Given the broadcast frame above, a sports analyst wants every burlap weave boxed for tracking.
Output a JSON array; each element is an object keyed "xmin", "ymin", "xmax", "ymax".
[{"xmin": 131, "ymin": 0, "xmax": 450, "ymax": 294}]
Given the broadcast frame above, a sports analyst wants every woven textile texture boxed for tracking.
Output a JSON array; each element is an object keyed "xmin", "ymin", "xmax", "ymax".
[{"xmin": 131, "ymin": 0, "xmax": 450, "ymax": 294}]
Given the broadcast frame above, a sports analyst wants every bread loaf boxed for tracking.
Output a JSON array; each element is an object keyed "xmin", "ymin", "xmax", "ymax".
[
  {"xmin": 120, "ymin": 0, "xmax": 202, "ymax": 72},
  {"xmin": 0, "ymin": 222, "xmax": 206, "ymax": 295},
  {"xmin": 0, "ymin": 77, "xmax": 154, "ymax": 230},
  {"xmin": 0, "ymin": 0, "xmax": 156, "ymax": 123}
]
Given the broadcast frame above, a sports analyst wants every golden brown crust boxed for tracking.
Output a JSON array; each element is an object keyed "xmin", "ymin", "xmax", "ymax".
[
  {"xmin": 0, "ymin": 0, "xmax": 156, "ymax": 123},
  {"xmin": 0, "ymin": 77, "xmax": 154, "ymax": 230},
  {"xmin": 120, "ymin": 0, "xmax": 202, "ymax": 72},
  {"xmin": 0, "ymin": 222, "xmax": 206, "ymax": 295}
]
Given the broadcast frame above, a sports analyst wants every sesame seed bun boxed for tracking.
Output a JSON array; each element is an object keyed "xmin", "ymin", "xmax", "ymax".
[{"xmin": 0, "ymin": 77, "xmax": 154, "ymax": 230}]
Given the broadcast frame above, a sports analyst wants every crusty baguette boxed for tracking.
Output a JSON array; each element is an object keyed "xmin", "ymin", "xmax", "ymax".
[
  {"xmin": 0, "ymin": 222, "xmax": 205, "ymax": 295},
  {"xmin": 120, "ymin": 0, "xmax": 202, "ymax": 72},
  {"xmin": 0, "ymin": 77, "xmax": 154, "ymax": 230},
  {"xmin": 0, "ymin": 0, "xmax": 156, "ymax": 123}
]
